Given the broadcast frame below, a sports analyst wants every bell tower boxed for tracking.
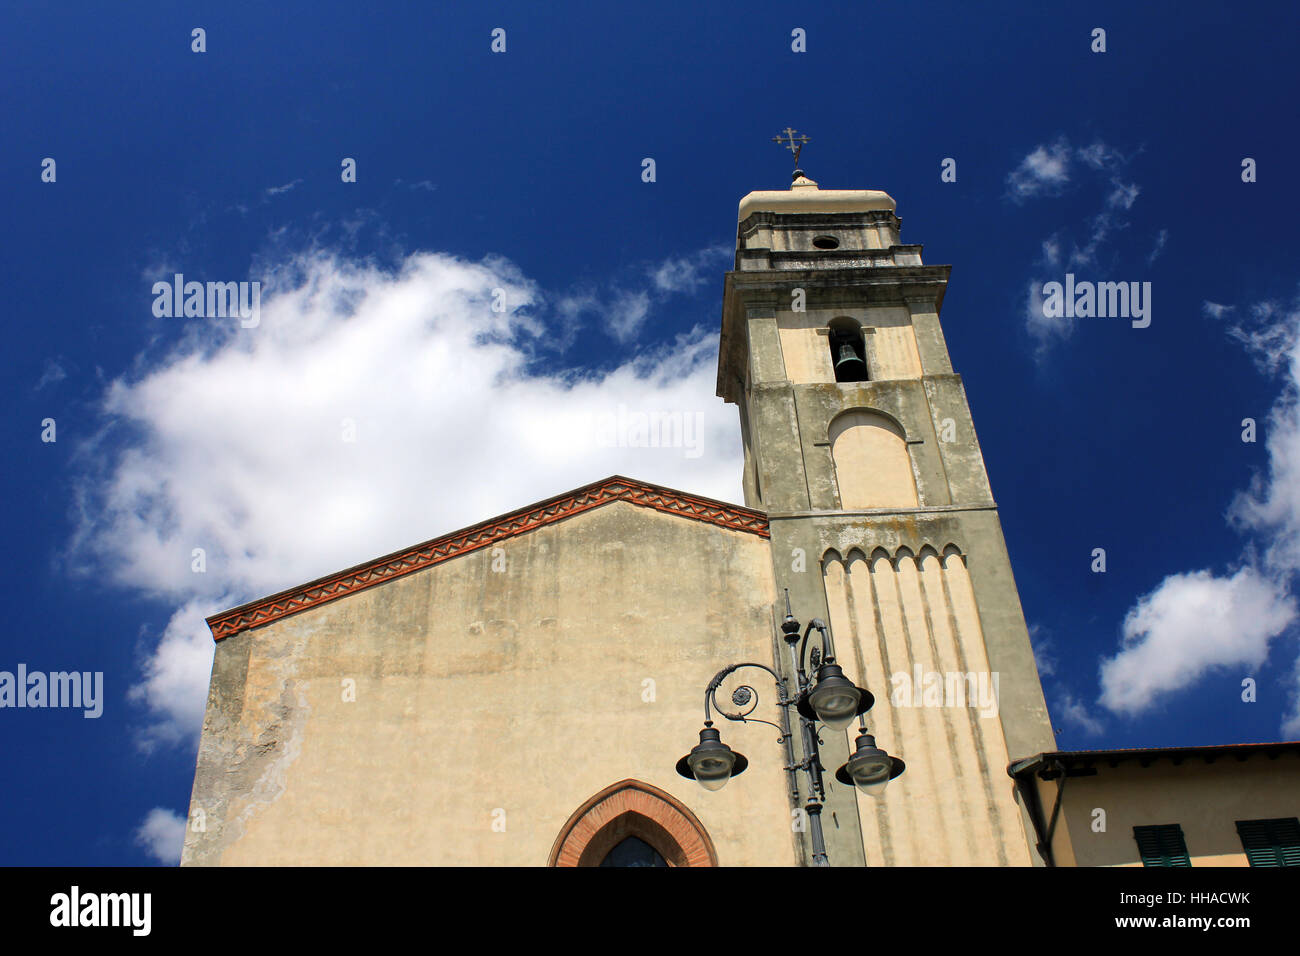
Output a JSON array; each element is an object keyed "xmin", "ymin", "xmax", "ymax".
[{"xmin": 717, "ymin": 164, "xmax": 1056, "ymax": 865}]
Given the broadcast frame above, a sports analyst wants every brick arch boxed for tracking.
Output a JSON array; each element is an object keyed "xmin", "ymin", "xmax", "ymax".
[{"xmin": 547, "ymin": 779, "xmax": 718, "ymax": 867}]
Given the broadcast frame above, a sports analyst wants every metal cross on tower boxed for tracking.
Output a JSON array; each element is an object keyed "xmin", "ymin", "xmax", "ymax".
[{"xmin": 772, "ymin": 127, "xmax": 810, "ymax": 176}]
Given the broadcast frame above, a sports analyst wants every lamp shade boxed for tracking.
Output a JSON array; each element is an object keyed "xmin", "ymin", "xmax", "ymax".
[
  {"xmin": 806, "ymin": 663, "xmax": 862, "ymax": 730},
  {"xmin": 676, "ymin": 725, "xmax": 748, "ymax": 791},
  {"xmin": 835, "ymin": 732, "xmax": 905, "ymax": 797}
]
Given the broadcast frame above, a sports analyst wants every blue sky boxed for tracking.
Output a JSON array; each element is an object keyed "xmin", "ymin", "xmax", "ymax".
[{"xmin": 4, "ymin": 1, "xmax": 1300, "ymax": 864}]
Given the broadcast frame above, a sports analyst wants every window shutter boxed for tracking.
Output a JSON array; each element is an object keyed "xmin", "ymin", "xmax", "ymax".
[
  {"xmin": 1133, "ymin": 824, "xmax": 1191, "ymax": 867},
  {"xmin": 1235, "ymin": 818, "xmax": 1300, "ymax": 867}
]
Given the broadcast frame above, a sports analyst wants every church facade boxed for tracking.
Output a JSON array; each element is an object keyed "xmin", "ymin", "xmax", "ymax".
[{"xmin": 181, "ymin": 173, "xmax": 1297, "ymax": 867}]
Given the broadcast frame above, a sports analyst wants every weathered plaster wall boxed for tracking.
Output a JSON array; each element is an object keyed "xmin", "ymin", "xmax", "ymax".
[
  {"xmin": 823, "ymin": 547, "xmax": 1031, "ymax": 865},
  {"xmin": 182, "ymin": 501, "xmax": 791, "ymax": 866}
]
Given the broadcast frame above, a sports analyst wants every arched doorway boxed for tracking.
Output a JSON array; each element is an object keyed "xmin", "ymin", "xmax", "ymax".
[{"xmin": 547, "ymin": 779, "xmax": 718, "ymax": 867}]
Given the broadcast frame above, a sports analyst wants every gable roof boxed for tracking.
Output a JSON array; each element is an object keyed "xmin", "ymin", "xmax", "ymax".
[{"xmin": 206, "ymin": 475, "xmax": 768, "ymax": 641}]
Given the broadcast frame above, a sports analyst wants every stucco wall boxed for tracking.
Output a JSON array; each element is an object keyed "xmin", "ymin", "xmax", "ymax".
[
  {"xmin": 182, "ymin": 500, "xmax": 792, "ymax": 866},
  {"xmin": 1035, "ymin": 754, "xmax": 1300, "ymax": 866}
]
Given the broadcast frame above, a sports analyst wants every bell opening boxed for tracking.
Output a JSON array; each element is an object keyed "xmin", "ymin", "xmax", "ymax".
[{"xmin": 829, "ymin": 319, "xmax": 869, "ymax": 383}]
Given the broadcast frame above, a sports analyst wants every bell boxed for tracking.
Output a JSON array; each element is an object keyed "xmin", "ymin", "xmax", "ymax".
[{"xmin": 834, "ymin": 342, "xmax": 867, "ymax": 379}]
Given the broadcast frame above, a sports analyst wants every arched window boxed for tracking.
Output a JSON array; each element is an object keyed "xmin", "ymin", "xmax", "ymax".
[
  {"xmin": 548, "ymin": 779, "xmax": 718, "ymax": 867},
  {"xmin": 828, "ymin": 317, "xmax": 869, "ymax": 383},
  {"xmin": 829, "ymin": 409, "xmax": 918, "ymax": 508},
  {"xmin": 600, "ymin": 836, "xmax": 668, "ymax": 867}
]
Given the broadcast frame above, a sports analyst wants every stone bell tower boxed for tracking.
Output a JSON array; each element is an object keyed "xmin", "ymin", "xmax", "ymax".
[{"xmin": 717, "ymin": 167, "xmax": 1056, "ymax": 865}]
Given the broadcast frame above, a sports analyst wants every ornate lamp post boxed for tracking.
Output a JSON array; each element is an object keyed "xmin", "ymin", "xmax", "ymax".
[{"xmin": 676, "ymin": 592, "xmax": 904, "ymax": 866}]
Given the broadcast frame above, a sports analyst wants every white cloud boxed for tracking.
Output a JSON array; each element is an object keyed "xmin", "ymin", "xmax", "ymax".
[
  {"xmin": 1100, "ymin": 294, "xmax": 1300, "ymax": 732},
  {"xmin": 1100, "ymin": 568, "xmax": 1296, "ymax": 716},
  {"xmin": 1006, "ymin": 138, "xmax": 1072, "ymax": 201},
  {"xmin": 135, "ymin": 807, "xmax": 186, "ymax": 865},
  {"xmin": 127, "ymin": 598, "xmax": 222, "ymax": 751},
  {"xmin": 72, "ymin": 248, "xmax": 745, "ymax": 745}
]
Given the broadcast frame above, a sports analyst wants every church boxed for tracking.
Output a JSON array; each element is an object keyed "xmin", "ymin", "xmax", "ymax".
[{"xmin": 181, "ymin": 166, "xmax": 1300, "ymax": 867}]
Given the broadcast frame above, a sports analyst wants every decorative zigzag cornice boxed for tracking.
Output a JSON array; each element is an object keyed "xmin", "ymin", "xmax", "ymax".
[{"xmin": 206, "ymin": 476, "xmax": 769, "ymax": 641}]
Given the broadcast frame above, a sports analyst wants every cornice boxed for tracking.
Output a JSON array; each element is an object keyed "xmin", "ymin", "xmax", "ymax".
[
  {"xmin": 736, "ymin": 208, "xmax": 901, "ymax": 242},
  {"xmin": 727, "ymin": 263, "xmax": 952, "ymax": 290},
  {"xmin": 206, "ymin": 476, "xmax": 769, "ymax": 641}
]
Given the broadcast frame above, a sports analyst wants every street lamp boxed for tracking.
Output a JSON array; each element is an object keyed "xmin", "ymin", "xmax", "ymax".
[
  {"xmin": 676, "ymin": 591, "xmax": 904, "ymax": 865},
  {"xmin": 836, "ymin": 723, "xmax": 906, "ymax": 797}
]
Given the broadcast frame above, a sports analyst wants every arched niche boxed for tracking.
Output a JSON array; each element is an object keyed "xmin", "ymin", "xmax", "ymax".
[
  {"xmin": 547, "ymin": 779, "xmax": 718, "ymax": 867},
  {"xmin": 829, "ymin": 409, "xmax": 919, "ymax": 509}
]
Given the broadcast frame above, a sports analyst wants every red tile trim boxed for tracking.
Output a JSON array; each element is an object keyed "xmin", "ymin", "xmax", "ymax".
[{"xmin": 206, "ymin": 475, "xmax": 767, "ymax": 641}]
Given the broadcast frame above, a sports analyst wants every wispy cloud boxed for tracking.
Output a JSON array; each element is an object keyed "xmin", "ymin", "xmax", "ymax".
[
  {"xmin": 1283, "ymin": 657, "xmax": 1300, "ymax": 736},
  {"xmin": 1146, "ymin": 229, "xmax": 1168, "ymax": 266},
  {"xmin": 1029, "ymin": 623, "xmax": 1056, "ymax": 678},
  {"xmin": 650, "ymin": 245, "xmax": 730, "ymax": 294},
  {"xmin": 394, "ymin": 178, "xmax": 437, "ymax": 193},
  {"xmin": 1222, "ymin": 299, "xmax": 1296, "ymax": 376},
  {"xmin": 1057, "ymin": 691, "xmax": 1105, "ymax": 736},
  {"xmin": 264, "ymin": 179, "xmax": 302, "ymax": 197},
  {"xmin": 35, "ymin": 357, "xmax": 68, "ymax": 391},
  {"xmin": 1031, "ymin": 625, "xmax": 1104, "ymax": 737},
  {"xmin": 1010, "ymin": 137, "xmax": 1146, "ymax": 353},
  {"xmin": 557, "ymin": 246, "xmax": 730, "ymax": 343}
]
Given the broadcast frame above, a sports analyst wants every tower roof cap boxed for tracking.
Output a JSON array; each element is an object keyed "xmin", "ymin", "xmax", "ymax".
[{"xmin": 738, "ymin": 176, "xmax": 896, "ymax": 221}]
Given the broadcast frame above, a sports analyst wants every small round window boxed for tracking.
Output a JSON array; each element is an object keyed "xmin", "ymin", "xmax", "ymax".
[{"xmin": 813, "ymin": 235, "xmax": 839, "ymax": 250}]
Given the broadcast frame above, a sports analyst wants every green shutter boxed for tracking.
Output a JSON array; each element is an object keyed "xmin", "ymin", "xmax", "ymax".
[
  {"xmin": 1235, "ymin": 818, "xmax": 1300, "ymax": 867},
  {"xmin": 1133, "ymin": 824, "xmax": 1191, "ymax": 866}
]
